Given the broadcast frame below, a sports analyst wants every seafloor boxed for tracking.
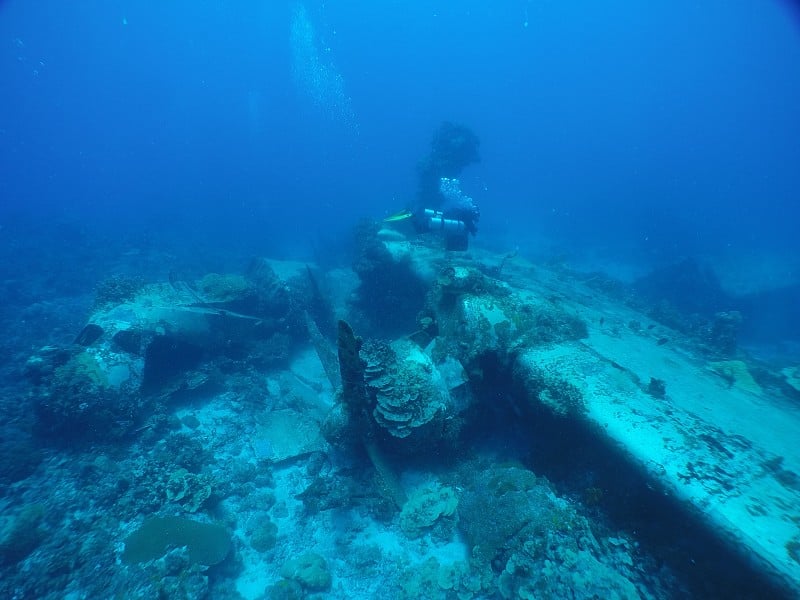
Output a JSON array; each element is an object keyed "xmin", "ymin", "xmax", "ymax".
[{"xmin": 1, "ymin": 221, "xmax": 799, "ymax": 600}]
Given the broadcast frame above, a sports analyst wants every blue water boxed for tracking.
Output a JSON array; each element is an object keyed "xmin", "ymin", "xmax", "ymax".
[
  {"xmin": 4, "ymin": 1, "xmax": 799, "ymax": 258},
  {"xmin": 2, "ymin": 1, "xmax": 800, "ymax": 598}
]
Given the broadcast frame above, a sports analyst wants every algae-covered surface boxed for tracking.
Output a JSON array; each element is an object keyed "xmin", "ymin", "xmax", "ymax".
[
  {"xmin": 3, "ymin": 241, "xmax": 800, "ymax": 600},
  {"xmin": 498, "ymin": 252, "xmax": 800, "ymax": 594}
]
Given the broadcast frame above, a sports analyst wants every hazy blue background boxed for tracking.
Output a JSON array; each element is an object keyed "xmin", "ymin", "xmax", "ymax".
[{"xmin": 2, "ymin": 0, "xmax": 799, "ymax": 340}]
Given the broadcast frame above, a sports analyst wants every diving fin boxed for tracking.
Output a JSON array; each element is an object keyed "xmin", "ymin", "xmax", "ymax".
[{"xmin": 384, "ymin": 209, "xmax": 414, "ymax": 223}]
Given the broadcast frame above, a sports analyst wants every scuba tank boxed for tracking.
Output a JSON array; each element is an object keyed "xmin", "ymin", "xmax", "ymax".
[{"xmin": 423, "ymin": 209, "xmax": 467, "ymax": 234}]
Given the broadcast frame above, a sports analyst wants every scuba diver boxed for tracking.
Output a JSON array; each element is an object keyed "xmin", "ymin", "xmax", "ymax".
[
  {"xmin": 386, "ymin": 122, "xmax": 482, "ymax": 251},
  {"xmin": 386, "ymin": 177, "xmax": 480, "ymax": 251}
]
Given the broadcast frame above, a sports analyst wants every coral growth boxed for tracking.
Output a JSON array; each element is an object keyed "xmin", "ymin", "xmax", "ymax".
[
  {"xmin": 93, "ymin": 274, "xmax": 145, "ymax": 310},
  {"xmin": 29, "ymin": 347, "xmax": 142, "ymax": 443},
  {"xmin": 121, "ymin": 516, "xmax": 231, "ymax": 566},
  {"xmin": 280, "ymin": 552, "xmax": 332, "ymax": 592},
  {"xmin": 399, "ymin": 483, "xmax": 458, "ymax": 538},
  {"xmin": 363, "ymin": 339, "xmax": 447, "ymax": 441}
]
